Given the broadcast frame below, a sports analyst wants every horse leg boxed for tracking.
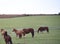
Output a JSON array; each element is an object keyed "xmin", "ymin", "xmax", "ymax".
[
  {"xmin": 19, "ymin": 34, "xmax": 22, "ymax": 38},
  {"xmin": 5, "ymin": 42, "xmax": 7, "ymax": 44},
  {"xmin": 8, "ymin": 42, "xmax": 10, "ymax": 44},
  {"xmin": 46, "ymin": 28, "xmax": 49, "ymax": 33},
  {"xmin": 37, "ymin": 29, "xmax": 40, "ymax": 33},
  {"xmin": 6, "ymin": 41, "xmax": 10, "ymax": 44},
  {"xmin": 23, "ymin": 32, "xmax": 25, "ymax": 36},
  {"xmin": 16, "ymin": 34, "xmax": 18, "ymax": 37},
  {"xmin": 31, "ymin": 31, "xmax": 34, "ymax": 38},
  {"xmin": 10, "ymin": 40, "xmax": 12, "ymax": 44},
  {"xmin": 5, "ymin": 42, "xmax": 8, "ymax": 44},
  {"xmin": 5, "ymin": 40, "xmax": 8, "ymax": 44}
]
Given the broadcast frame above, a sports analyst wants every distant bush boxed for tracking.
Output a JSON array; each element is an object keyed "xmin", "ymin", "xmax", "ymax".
[{"xmin": 54, "ymin": 14, "xmax": 57, "ymax": 15}]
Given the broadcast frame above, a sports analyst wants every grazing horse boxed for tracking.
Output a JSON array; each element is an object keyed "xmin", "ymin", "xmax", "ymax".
[
  {"xmin": 23, "ymin": 28, "xmax": 34, "ymax": 38},
  {"xmin": 0, "ymin": 29, "xmax": 7, "ymax": 35},
  {"xmin": 37, "ymin": 27, "xmax": 49, "ymax": 33},
  {"xmin": 12, "ymin": 28, "xmax": 25, "ymax": 38},
  {"xmin": 3, "ymin": 31, "xmax": 12, "ymax": 44}
]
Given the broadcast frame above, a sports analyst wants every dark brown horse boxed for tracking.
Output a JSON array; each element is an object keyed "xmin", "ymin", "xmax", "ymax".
[
  {"xmin": 37, "ymin": 27, "xmax": 49, "ymax": 33},
  {"xmin": 23, "ymin": 28, "xmax": 34, "ymax": 38},
  {"xmin": 3, "ymin": 31, "xmax": 12, "ymax": 44},
  {"xmin": 12, "ymin": 28, "xmax": 25, "ymax": 38}
]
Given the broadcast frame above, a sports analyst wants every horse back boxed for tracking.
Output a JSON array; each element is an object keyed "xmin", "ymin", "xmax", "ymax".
[
  {"xmin": 38, "ymin": 27, "xmax": 48, "ymax": 31},
  {"xmin": 23, "ymin": 28, "xmax": 34, "ymax": 34}
]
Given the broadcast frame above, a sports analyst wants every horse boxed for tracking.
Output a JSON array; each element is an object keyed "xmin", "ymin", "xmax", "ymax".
[
  {"xmin": 0, "ymin": 29, "xmax": 7, "ymax": 35},
  {"xmin": 3, "ymin": 31, "xmax": 12, "ymax": 44},
  {"xmin": 37, "ymin": 27, "xmax": 49, "ymax": 33},
  {"xmin": 23, "ymin": 28, "xmax": 34, "ymax": 38},
  {"xmin": 12, "ymin": 28, "xmax": 25, "ymax": 38}
]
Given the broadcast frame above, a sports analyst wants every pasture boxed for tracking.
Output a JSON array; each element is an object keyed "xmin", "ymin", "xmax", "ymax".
[{"xmin": 0, "ymin": 16, "xmax": 60, "ymax": 44}]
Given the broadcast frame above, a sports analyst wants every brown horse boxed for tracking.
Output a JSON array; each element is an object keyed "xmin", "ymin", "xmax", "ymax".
[
  {"xmin": 37, "ymin": 27, "xmax": 49, "ymax": 33},
  {"xmin": 3, "ymin": 31, "xmax": 12, "ymax": 44},
  {"xmin": 12, "ymin": 28, "xmax": 25, "ymax": 38},
  {"xmin": 0, "ymin": 29, "xmax": 7, "ymax": 35},
  {"xmin": 23, "ymin": 28, "xmax": 34, "ymax": 38}
]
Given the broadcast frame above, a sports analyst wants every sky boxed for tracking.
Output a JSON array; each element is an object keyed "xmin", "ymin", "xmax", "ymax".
[{"xmin": 0, "ymin": 0, "xmax": 60, "ymax": 14}]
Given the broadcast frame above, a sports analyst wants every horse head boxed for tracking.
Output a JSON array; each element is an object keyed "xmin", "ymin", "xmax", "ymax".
[
  {"xmin": 0, "ymin": 29, "xmax": 4, "ymax": 32},
  {"xmin": 12, "ymin": 28, "xmax": 17, "ymax": 32}
]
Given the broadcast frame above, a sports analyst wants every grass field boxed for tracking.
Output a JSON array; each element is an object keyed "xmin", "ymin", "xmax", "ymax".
[{"xmin": 0, "ymin": 16, "xmax": 60, "ymax": 44}]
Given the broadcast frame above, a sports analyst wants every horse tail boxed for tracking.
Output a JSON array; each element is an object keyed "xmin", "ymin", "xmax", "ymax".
[
  {"xmin": 46, "ymin": 27, "xmax": 49, "ymax": 32},
  {"xmin": 31, "ymin": 29, "xmax": 34, "ymax": 38}
]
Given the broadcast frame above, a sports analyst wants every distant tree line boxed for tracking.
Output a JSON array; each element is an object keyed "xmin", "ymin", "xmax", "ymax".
[
  {"xmin": 55, "ymin": 12, "xmax": 60, "ymax": 15},
  {"xmin": 58, "ymin": 12, "xmax": 60, "ymax": 15}
]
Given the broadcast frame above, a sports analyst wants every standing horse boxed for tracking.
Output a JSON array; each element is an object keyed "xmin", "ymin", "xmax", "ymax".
[
  {"xmin": 23, "ymin": 28, "xmax": 34, "ymax": 38},
  {"xmin": 3, "ymin": 31, "xmax": 12, "ymax": 44},
  {"xmin": 12, "ymin": 28, "xmax": 25, "ymax": 38},
  {"xmin": 37, "ymin": 27, "xmax": 49, "ymax": 33}
]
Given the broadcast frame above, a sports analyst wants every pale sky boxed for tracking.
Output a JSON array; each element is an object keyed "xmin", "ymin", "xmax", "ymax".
[{"xmin": 0, "ymin": 0, "xmax": 60, "ymax": 14}]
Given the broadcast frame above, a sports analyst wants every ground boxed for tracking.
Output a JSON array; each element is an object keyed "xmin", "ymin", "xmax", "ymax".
[{"xmin": 0, "ymin": 15, "xmax": 60, "ymax": 44}]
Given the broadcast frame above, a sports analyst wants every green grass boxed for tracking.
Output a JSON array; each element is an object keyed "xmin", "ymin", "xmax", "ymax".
[{"xmin": 0, "ymin": 16, "xmax": 60, "ymax": 44}]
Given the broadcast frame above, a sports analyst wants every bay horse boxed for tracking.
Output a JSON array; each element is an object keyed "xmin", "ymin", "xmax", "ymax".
[
  {"xmin": 23, "ymin": 28, "xmax": 34, "ymax": 38},
  {"xmin": 12, "ymin": 28, "xmax": 25, "ymax": 38},
  {"xmin": 3, "ymin": 31, "xmax": 12, "ymax": 44},
  {"xmin": 37, "ymin": 27, "xmax": 49, "ymax": 33}
]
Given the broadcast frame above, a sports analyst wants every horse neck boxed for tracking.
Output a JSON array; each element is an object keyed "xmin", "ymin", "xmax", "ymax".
[{"xmin": 4, "ymin": 34, "xmax": 8, "ymax": 39}]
